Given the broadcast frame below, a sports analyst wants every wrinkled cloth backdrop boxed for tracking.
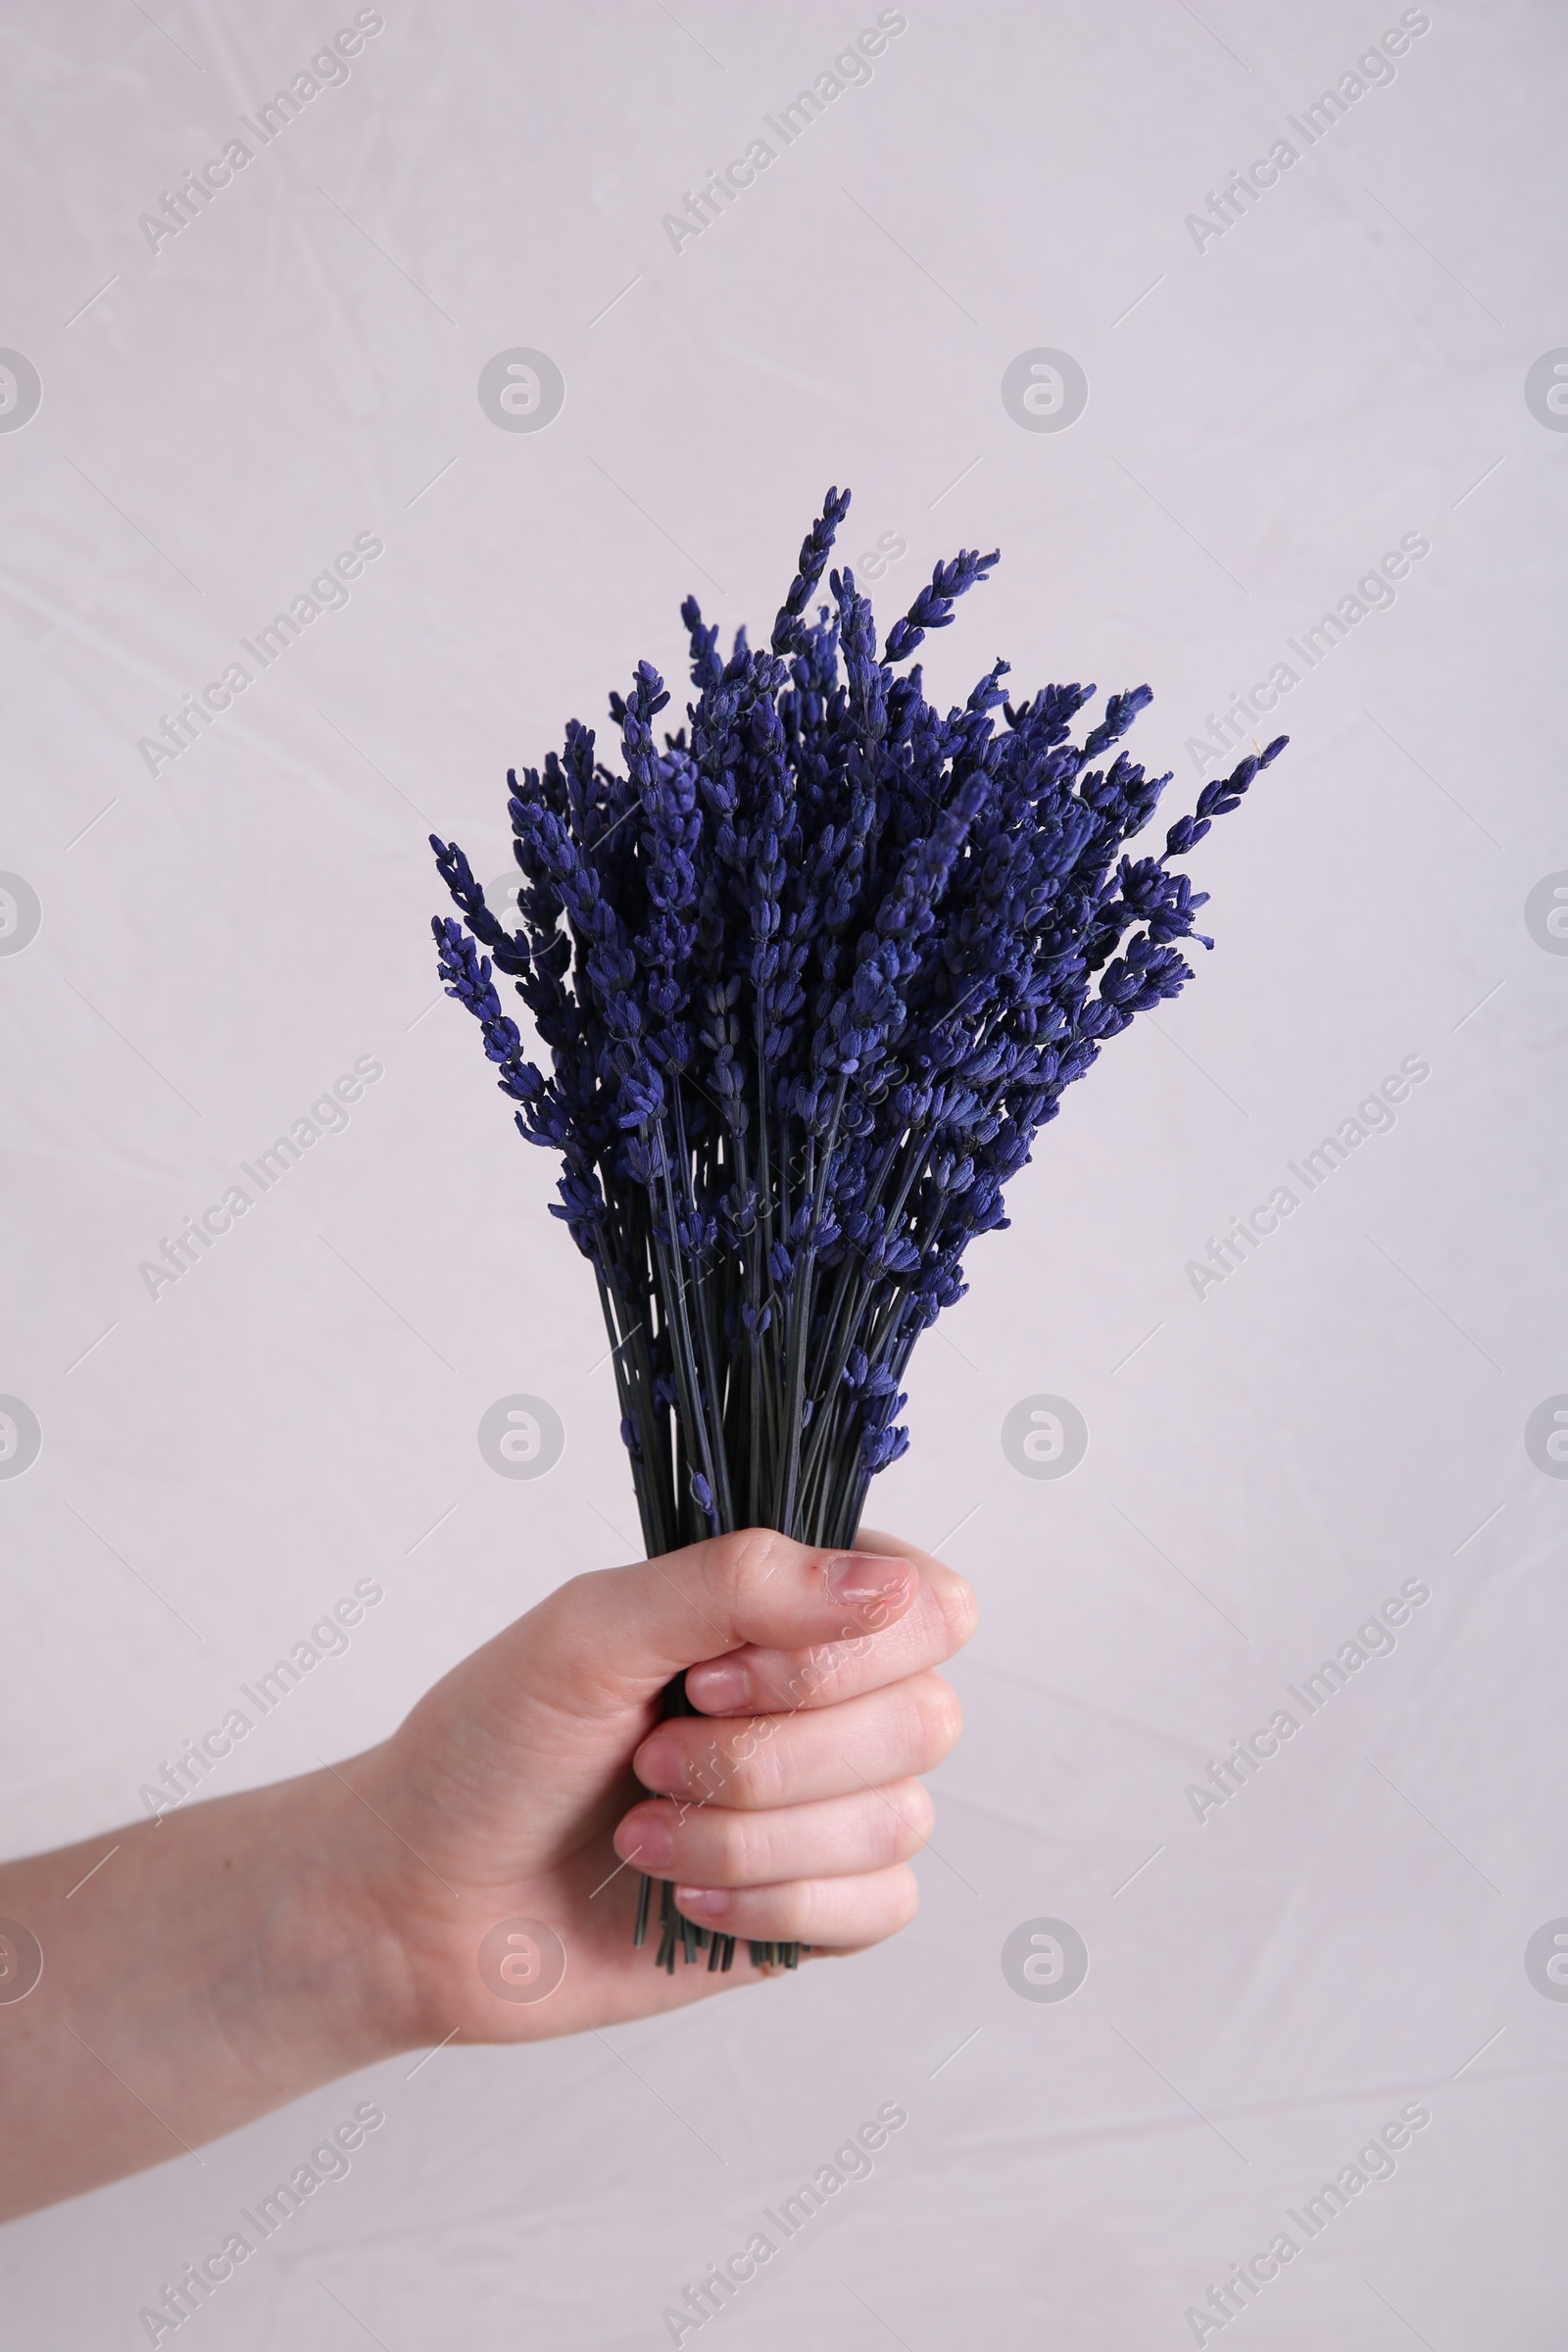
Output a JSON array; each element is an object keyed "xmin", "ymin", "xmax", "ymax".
[{"xmin": 2, "ymin": 2, "xmax": 1566, "ymax": 2345}]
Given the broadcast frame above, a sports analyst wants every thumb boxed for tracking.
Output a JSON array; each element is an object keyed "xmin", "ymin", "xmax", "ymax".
[
  {"xmin": 374, "ymin": 1534, "xmax": 921, "ymax": 1891},
  {"xmin": 523, "ymin": 1530, "xmax": 919, "ymax": 1718}
]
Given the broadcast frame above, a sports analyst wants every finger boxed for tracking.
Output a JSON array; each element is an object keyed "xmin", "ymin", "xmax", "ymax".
[
  {"xmin": 632, "ymin": 1670, "xmax": 961, "ymax": 1811},
  {"xmin": 683, "ymin": 1540, "xmax": 975, "ymax": 1717},
  {"xmin": 672, "ymin": 1863, "xmax": 920, "ymax": 1947},
  {"xmin": 613, "ymin": 1780, "xmax": 934, "ymax": 1886},
  {"xmin": 513, "ymin": 1529, "xmax": 920, "ymax": 1716},
  {"xmin": 381, "ymin": 1533, "xmax": 923, "ymax": 1881}
]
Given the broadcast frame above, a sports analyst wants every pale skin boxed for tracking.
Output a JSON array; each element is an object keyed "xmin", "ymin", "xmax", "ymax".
[{"xmin": 0, "ymin": 1526, "xmax": 975, "ymax": 2222}]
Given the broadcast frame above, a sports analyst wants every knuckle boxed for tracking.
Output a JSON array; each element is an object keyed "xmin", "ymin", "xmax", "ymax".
[
  {"xmin": 764, "ymin": 1886, "xmax": 809, "ymax": 1941},
  {"xmin": 526, "ymin": 1569, "xmax": 601, "ymax": 1669},
  {"xmin": 833, "ymin": 1865, "xmax": 919, "ymax": 1948},
  {"xmin": 723, "ymin": 1723, "xmax": 782, "ymax": 1806},
  {"xmin": 777, "ymin": 1661, "xmax": 822, "ymax": 1711},
  {"xmin": 706, "ymin": 1811, "xmax": 754, "ymax": 1880},
  {"xmin": 710, "ymin": 1527, "xmax": 803, "ymax": 1612},
  {"xmin": 683, "ymin": 1735, "xmax": 733, "ymax": 1803},
  {"xmin": 786, "ymin": 1640, "xmax": 850, "ymax": 1709},
  {"xmin": 760, "ymin": 1653, "xmax": 815, "ymax": 1711},
  {"xmin": 911, "ymin": 1670, "xmax": 963, "ymax": 1761},
  {"xmin": 934, "ymin": 1567, "xmax": 980, "ymax": 1653},
  {"xmin": 890, "ymin": 1779, "xmax": 936, "ymax": 1856},
  {"xmin": 749, "ymin": 1812, "xmax": 802, "ymax": 1881}
]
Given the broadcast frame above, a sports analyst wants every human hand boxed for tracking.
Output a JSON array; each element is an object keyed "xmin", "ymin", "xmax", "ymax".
[
  {"xmin": 353, "ymin": 1526, "xmax": 976, "ymax": 2043},
  {"xmin": 0, "ymin": 1526, "xmax": 974, "ymax": 2217}
]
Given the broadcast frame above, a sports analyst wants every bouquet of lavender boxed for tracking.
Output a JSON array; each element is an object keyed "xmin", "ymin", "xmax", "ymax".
[{"xmin": 431, "ymin": 487, "xmax": 1284, "ymax": 1974}]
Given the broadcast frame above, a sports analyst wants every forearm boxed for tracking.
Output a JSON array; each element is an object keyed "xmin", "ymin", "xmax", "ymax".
[
  {"xmin": 0, "ymin": 1757, "xmax": 415, "ymax": 2220},
  {"xmin": 0, "ymin": 1532, "xmax": 970, "ymax": 2223}
]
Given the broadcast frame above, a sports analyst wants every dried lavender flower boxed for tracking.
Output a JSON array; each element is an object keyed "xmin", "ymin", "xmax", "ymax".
[{"xmin": 431, "ymin": 488, "xmax": 1286, "ymax": 1968}]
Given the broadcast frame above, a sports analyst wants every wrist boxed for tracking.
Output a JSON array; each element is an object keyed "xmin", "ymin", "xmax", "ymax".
[{"xmin": 281, "ymin": 1748, "xmax": 434, "ymax": 2067}]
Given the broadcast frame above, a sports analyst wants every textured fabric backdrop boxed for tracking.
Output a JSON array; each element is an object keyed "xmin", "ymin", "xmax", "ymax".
[{"xmin": 3, "ymin": 1, "xmax": 1566, "ymax": 2344}]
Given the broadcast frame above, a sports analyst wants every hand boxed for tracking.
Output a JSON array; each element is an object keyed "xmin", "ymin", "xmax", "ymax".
[
  {"xmin": 0, "ymin": 1525, "xmax": 974, "ymax": 2217},
  {"xmin": 357, "ymin": 1524, "xmax": 976, "ymax": 2042}
]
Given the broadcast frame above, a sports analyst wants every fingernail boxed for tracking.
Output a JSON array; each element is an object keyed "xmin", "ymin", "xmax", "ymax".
[
  {"xmin": 685, "ymin": 1656, "xmax": 749, "ymax": 1712},
  {"xmin": 634, "ymin": 1735, "xmax": 685, "ymax": 1794},
  {"xmin": 617, "ymin": 1812, "xmax": 672, "ymax": 1869},
  {"xmin": 676, "ymin": 1886, "xmax": 731, "ymax": 1918},
  {"xmin": 824, "ymin": 1552, "xmax": 913, "ymax": 1614}
]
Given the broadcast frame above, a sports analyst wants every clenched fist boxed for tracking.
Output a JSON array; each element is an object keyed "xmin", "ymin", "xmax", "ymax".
[{"xmin": 0, "ymin": 1528, "xmax": 974, "ymax": 2218}]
